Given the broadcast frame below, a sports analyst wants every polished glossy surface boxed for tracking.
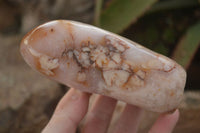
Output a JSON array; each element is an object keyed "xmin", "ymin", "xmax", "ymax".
[{"xmin": 20, "ymin": 20, "xmax": 186, "ymax": 112}]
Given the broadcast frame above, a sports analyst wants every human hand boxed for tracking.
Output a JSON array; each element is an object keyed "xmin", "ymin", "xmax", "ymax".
[{"xmin": 42, "ymin": 88, "xmax": 179, "ymax": 133}]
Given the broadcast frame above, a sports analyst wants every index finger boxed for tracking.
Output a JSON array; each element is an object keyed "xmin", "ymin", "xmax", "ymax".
[{"xmin": 42, "ymin": 88, "xmax": 90, "ymax": 133}]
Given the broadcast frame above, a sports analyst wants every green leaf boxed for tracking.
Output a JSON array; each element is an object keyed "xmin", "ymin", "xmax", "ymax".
[
  {"xmin": 172, "ymin": 22, "xmax": 200, "ymax": 69},
  {"xmin": 99, "ymin": 0, "xmax": 157, "ymax": 33}
]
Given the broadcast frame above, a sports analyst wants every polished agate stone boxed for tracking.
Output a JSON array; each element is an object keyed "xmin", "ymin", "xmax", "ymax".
[{"xmin": 20, "ymin": 20, "xmax": 186, "ymax": 112}]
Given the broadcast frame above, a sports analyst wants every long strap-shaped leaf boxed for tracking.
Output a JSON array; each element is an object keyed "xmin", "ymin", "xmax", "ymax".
[
  {"xmin": 99, "ymin": 0, "xmax": 157, "ymax": 33},
  {"xmin": 172, "ymin": 22, "xmax": 200, "ymax": 69}
]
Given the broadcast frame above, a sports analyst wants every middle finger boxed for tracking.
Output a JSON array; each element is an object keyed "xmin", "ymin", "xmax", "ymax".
[{"xmin": 81, "ymin": 95, "xmax": 117, "ymax": 133}]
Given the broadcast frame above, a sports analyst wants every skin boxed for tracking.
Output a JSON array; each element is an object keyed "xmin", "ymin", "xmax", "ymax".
[{"xmin": 42, "ymin": 88, "xmax": 179, "ymax": 133}]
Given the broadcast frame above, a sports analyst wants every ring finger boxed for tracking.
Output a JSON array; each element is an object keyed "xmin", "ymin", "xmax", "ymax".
[{"xmin": 111, "ymin": 104, "xmax": 144, "ymax": 133}]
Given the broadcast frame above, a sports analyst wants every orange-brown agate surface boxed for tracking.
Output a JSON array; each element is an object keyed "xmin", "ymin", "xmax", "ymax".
[{"xmin": 20, "ymin": 20, "xmax": 186, "ymax": 112}]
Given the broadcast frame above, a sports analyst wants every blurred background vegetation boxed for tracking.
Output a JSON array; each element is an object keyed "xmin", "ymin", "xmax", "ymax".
[{"xmin": 0, "ymin": 0, "xmax": 199, "ymax": 132}]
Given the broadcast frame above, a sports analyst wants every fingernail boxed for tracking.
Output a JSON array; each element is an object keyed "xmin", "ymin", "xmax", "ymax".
[
  {"xmin": 163, "ymin": 109, "xmax": 178, "ymax": 115},
  {"xmin": 71, "ymin": 89, "xmax": 82, "ymax": 100}
]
